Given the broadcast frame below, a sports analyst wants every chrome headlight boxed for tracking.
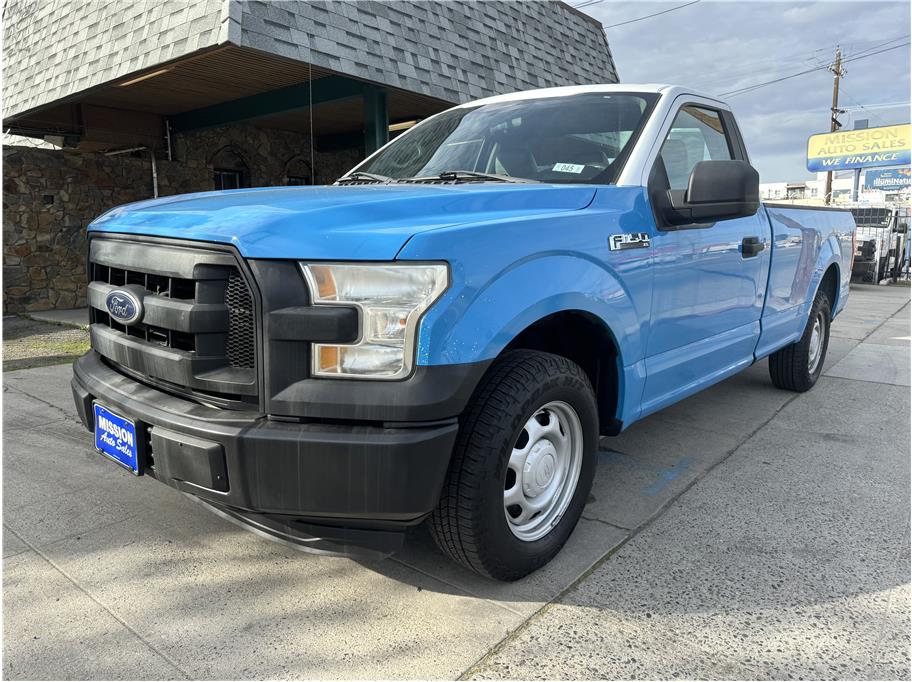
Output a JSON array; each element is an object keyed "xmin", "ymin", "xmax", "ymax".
[{"xmin": 300, "ymin": 262, "xmax": 448, "ymax": 379}]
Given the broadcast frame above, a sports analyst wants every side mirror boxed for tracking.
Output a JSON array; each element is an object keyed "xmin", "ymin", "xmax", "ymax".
[{"xmin": 664, "ymin": 160, "xmax": 760, "ymax": 226}]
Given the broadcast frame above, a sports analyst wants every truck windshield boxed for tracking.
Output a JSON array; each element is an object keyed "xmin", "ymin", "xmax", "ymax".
[{"xmin": 353, "ymin": 92, "xmax": 659, "ymax": 185}]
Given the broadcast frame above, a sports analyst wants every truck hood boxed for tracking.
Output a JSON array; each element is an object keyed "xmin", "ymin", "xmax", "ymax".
[{"xmin": 90, "ymin": 184, "xmax": 597, "ymax": 260}]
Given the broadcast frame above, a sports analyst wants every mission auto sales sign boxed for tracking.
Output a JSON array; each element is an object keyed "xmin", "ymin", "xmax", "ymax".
[{"xmin": 807, "ymin": 123, "xmax": 910, "ymax": 172}]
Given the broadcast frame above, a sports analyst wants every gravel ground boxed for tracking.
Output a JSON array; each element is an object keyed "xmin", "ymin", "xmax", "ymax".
[{"xmin": 2, "ymin": 316, "xmax": 90, "ymax": 371}]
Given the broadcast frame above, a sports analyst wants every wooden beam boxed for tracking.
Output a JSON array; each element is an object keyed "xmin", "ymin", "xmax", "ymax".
[{"xmin": 169, "ymin": 75, "xmax": 366, "ymax": 133}]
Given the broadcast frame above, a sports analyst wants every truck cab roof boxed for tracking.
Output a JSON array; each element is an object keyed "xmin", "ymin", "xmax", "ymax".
[{"xmin": 460, "ymin": 84, "xmax": 730, "ymax": 110}]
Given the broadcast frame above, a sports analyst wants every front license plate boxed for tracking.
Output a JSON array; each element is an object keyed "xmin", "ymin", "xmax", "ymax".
[{"xmin": 93, "ymin": 403, "xmax": 141, "ymax": 475}]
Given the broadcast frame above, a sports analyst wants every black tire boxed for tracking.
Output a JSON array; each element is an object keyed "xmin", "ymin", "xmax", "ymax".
[
  {"xmin": 429, "ymin": 350, "xmax": 598, "ymax": 581},
  {"xmin": 768, "ymin": 289, "xmax": 831, "ymax": 392}
]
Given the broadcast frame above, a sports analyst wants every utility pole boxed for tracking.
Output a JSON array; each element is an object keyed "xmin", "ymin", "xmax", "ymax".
[{"xmin": 824, "ymin": 46, "xmax": 846, "ymax": 205}]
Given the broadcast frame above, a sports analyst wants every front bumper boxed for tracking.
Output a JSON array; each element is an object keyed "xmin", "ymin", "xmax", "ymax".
[{"xmin": 72, "ymin": 351, "xmax": 459, "ymax": 555}]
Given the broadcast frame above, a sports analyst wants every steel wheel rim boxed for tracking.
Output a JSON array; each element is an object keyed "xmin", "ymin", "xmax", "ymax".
[
  {"xmin": 808, "ymin": 312, "xmax": 825, "ymax": 374},
  {"xmin": 503, "ymin": 400, "xmax": 584, "ymax": 542}
]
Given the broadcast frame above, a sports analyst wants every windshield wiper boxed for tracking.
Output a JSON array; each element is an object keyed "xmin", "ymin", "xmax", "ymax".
[
  {"xmin": 406, "ymin": 170, "xmax": 539, "ymax": 184},
  {"xmin": 335, "ymin": 171, "xmax": 396, "ymax": 185}
]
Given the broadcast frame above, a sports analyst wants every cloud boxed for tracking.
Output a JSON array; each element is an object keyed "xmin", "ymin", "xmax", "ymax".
[{"xmin": 589, "ymin": 0, "xmax": 911, "ymax": 181}]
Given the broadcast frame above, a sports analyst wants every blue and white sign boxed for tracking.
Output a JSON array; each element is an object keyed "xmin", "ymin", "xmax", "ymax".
[
  {"xmin": 94, "ymin": 404, "xmax": 140, "ymax": 474},
  {"xmin": 105, "ymin": 289, "xmax": 143, "ymax": 325},
  {"xmin": 864, "ymin": 167, "xmax": 911, "ymax": 191}
]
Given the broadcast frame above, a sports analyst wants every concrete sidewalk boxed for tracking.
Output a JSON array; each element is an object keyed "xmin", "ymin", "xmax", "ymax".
[
  {"xmin": 24, "ymin": 308, "xmax": 89, "ymax": 330},
  {"xmin": 472, "ymin": 290, "xmax": 910, "ymax": 679},
  {"xmin": 3, "ymin": 285, "xmax": 909, "ymax": 680}
]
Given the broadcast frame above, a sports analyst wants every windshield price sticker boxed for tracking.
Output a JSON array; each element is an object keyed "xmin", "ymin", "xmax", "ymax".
[{"xmin": 552, "ymin": 163, "xmax": 585, "ymax": 174}]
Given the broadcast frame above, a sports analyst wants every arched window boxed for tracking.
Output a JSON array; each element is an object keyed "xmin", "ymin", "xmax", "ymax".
[
  {"xmin": 209, "ymin": 146, "xmax": 249, "ymax": 190},
  {"xmin": 284, "ymin": 155, "xmax": 313, "ymax": 186}
]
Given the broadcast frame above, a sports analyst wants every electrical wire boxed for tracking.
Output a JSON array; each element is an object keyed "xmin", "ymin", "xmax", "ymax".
[
  {"xmin": 694, "ymin": 34, "xmax": 909, "ymax": 90},
  {"xmin": 601, "ymin": 0, "xmax": 701, "ymax": 29},
  {"xmin": 720, "ymin": 42, "xmax": 910, "ymax": 98},
  {"xmin": 571, "ymin": 0, "xmax": 604, "ymax": 9},
  {"xmin": 692, "ymin": 44, "xmax": 849, "ymax": 92},
  {"xmin": 840, "ymin": 34, "xmax": 910, "ymax": 61},
  {"xmin": 837, "ymin": 85, "xmax": 909, "ymax": 128}
]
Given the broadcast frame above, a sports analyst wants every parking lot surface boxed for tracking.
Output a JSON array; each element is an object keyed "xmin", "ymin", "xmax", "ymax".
[{"xmin": 3, "ymin": 285, "xmax": 909, "ymax": 680}]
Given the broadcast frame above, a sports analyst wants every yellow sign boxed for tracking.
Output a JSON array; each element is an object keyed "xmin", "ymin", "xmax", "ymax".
[{"xmin": 807, "ymin": 123, "xmax": 911, "ymax": 171}]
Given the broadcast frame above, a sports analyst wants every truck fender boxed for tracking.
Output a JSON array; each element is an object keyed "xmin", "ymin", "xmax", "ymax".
[
  {"xmin": 416, "ymin": 253, "xmax": 641, "ymax": 368},
  {"xmin": 801, "ymin": 232, "xmax": 843, "ymax": 323}
]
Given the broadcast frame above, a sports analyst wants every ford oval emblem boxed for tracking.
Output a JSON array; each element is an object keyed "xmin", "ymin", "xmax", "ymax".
[{"xmin": 105, "ymin": 289, "xmax": 143, "ymax": 325}]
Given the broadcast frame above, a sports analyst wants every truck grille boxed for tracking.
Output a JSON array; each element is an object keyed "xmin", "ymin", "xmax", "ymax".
[
  {"xmin": 225, "ymin": 272, "xmax": 255, "ymax": 369},
  {"xmin": 87, "ymin": 238, "xmax": 258, "ymax": 406},
  {"xmin": 91, "ymin": 263, "xmax": 198, "ymax": 352}
]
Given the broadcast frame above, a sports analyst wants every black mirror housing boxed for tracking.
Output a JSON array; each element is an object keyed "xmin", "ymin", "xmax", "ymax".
[{"xmin": 665, "ymin": 160, "xmax": 760, "ymax": 225}]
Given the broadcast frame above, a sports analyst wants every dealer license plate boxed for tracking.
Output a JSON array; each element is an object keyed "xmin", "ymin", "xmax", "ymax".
[{"xmin": 93, "ymin": 403, "xmax": 141, "ymax": 474}]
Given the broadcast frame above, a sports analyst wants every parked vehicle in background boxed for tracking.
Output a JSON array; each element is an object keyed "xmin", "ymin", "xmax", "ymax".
[
  {"xmin": 850, "ymin": 206, "xmax": 909, "ymax": 284},
  {"xmin": 72, "ymin": 85, "xmax": 856, "ymax": 580}
]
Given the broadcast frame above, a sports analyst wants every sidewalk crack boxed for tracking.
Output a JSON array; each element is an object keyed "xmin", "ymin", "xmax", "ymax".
[
  {"xmin": 3, "ymin": 526, "xmax": 191, "ymax": 680},
  {"xmin": 4, "ymin": 383, "xmax": 82, "ymax": 426}
]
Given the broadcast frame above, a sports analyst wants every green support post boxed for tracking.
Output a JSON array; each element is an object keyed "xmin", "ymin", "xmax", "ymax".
[{"xmin": 363, "ymin": 86, "xmax": 389, "ymax": 155}]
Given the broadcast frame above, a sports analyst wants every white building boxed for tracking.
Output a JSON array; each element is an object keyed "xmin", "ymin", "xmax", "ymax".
[{"xmin": 760, "ymin": 170, "xmax": 910, "ymax": 206}]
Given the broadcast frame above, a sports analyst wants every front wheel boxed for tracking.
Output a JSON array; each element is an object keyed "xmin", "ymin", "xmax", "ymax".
[
  {"xmin": 768, "ymin": 289, "xmax": 831, "ymax": 392},
  {"xmin": 430, "ymin": 350, "xmax": 598, "ymax": 581}
]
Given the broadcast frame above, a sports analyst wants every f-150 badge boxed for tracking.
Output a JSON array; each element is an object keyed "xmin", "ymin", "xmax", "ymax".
[{"xmin": 608, "ymin": 232, "xmax": 650, "ymax": 251}]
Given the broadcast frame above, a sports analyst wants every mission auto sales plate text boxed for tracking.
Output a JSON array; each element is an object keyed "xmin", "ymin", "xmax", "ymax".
[{"xmin": 93, "ymin": 403, "xmax": 140, "ymax": 474}]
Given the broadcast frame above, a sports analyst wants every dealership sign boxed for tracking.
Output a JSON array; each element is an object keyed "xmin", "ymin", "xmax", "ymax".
[
  {"xmin": 864, "ymin": 167, "xmax": 911, "ymax": 191},
  {"xmin": 806, "ymin": 123, "xmax": 910, "ymax": 172}
]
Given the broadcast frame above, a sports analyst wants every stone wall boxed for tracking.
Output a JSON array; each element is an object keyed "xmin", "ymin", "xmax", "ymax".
[
  {"xmin": 173, "ymin": 124, "xmax": 360, "ymax": 187},
  {"xmin": 3, "ymin": 124, "xmax": 360, "ymax": 312}
]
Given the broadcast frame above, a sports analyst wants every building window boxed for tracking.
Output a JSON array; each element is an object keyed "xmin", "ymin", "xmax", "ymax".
[
  {"xmin": 209, "ymin": 145, "xmax": 249, "ymax": 190},
  {"xmin": 284, "ymin": 155, "xmax": 313, "ymax": 186},
  {"xmin": 214, "ymin": 169, "xmax": 243, "ymax": 190}
]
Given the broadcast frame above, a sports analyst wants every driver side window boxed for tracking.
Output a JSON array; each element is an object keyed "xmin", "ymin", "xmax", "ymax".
[{"xmin": 658, "ymin": 106, "xmax": 733, "ymax": 190}]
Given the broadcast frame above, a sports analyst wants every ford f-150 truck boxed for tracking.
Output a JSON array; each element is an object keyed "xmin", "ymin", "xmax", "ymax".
[{"xmin": 73, "ymin": 84, "xmax": 856, "ymax": 580}]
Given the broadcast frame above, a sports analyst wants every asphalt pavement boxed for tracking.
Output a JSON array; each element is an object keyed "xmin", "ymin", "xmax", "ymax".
[{"xmin": 3, "ymin": 284, "xmax": 909, "ymax": 680}]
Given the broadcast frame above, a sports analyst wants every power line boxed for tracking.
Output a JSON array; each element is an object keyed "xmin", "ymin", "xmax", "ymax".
[
  {"xmin": 842, "ymin": 100, "xmax": 911, "ymax": 111},
  {"xmin": 711, "ymin": 33, "xmax": 909, "ymax": 96},
  {"xmin": 837, "ymin": 85, "xmax": 899, "ymax": 127},
  {"xmin": 720, "ymin": 42, "xmax": 910, "ymax": 98},
  {"xmin": 692, "ymin": 43, "xmax": 850, "ymax": 92},
  {"xmin": 601, "ymin": 0, "xmax": 701, "ymax": 30},
  {"xmin": 684, "ymin": 33, "xmax": 910, "ymax": 93},
  {"xmin": 841, "ymin": 34, "xmax": 910, "ymax": 61}
]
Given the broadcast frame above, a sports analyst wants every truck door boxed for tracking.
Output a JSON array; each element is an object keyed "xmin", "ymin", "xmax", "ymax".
[{"xmin": 641, "ymin": 102, "xmax": 770, "ymax": 416}]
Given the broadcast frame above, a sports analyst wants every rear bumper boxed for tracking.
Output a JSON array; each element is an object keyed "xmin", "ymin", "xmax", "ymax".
[{"xmin": 72, "ymin": 351, "xmax": 458, "ymax": 554}]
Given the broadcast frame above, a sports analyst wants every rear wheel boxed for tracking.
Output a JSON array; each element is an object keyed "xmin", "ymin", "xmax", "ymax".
[
  {"xmin": 768, "ymin": 289, "xmax": 831, "ymax": 392},
  {"xmin": 430, "ymin": 350, "xmax": 598, "ymax": 581}
]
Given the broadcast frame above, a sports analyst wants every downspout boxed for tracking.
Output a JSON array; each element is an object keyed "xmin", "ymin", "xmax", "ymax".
[
  {"xmin": 104, "ymin": 145, "xmax": 158, "ymax": 198},
  {"xmin": 165, "ymin": 119, "xmax": 173, "ymax": 161},
  {"xmin": 150, "ymin": 149, "xmax": 159, "ymax": 198}
]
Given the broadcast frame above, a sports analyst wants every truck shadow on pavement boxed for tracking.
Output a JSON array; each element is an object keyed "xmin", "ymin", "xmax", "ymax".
[{"xmin": 3, "ymin": 343, "xmax": 910, "ymax": 679}]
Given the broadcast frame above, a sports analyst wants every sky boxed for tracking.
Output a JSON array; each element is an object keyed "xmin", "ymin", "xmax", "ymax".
[{"xmin": 583, "ymin": 0, "xmax": 911, "ymax": 182}]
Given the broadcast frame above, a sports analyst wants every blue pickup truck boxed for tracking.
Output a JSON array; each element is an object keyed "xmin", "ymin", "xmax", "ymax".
[{"xmin": 73, "ymin": 85, "xmax": 855, "ymax": 580}]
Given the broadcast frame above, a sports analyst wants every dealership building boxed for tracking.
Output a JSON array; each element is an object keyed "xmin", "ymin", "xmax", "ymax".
[{"xmin": 2, "ymin": 0, "xmax": 618, "ymax": 312}]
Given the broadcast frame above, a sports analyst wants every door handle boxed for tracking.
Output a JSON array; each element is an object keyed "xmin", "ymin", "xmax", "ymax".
[{"xmin": 741, "ymin": 236, "xmax": 765, "ymax": 258}]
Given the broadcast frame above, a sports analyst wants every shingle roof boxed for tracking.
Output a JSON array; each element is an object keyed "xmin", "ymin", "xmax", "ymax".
[{"xmin": 3, "ymin": 0, "xmax": 618, "ymax": 119}]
